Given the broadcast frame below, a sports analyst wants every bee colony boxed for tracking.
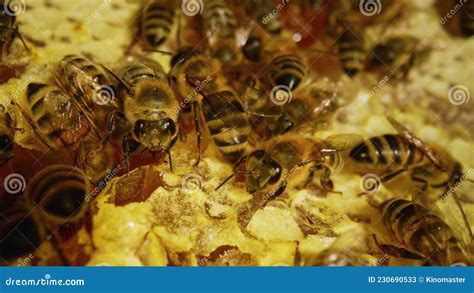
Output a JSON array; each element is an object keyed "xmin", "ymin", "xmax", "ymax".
[{"xmin": 0, "ymin": 0, "xmax": 473, "ymax": 267}]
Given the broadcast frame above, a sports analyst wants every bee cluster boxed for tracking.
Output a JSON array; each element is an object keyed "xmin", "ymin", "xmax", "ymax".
[{"xmin": 0, "ymin": 0, "xmax": 473, "ymax": 266}]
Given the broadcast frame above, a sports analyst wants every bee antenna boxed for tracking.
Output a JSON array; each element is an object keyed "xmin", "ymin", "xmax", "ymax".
[
  {"xmin": 143, "ymin": 49, "xmax": 174, "ymax": 56},
  {"xmin": 451, "ymin": 191, "xmax": 473, "ymax": 240},
  {"xmin": 215, "ymin": 173, "xmax": 235, "ymax": 191}
]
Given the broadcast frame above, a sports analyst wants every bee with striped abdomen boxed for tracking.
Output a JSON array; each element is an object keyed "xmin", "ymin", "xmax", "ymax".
[
  {"xmin": 337, "ymin": 28, "xmax": 365, "ymax": 77},
  {"xmin": 167, "ymin": 46, "xmax": 250, "ymax": 164},
  {"xmin": 376, "ymin": 198, "xmax": 472, "ymax": 266},
  {"xmin": 115, "ymin": 58, "xmax": 179, "ymax": 171},
  {"xmin": 137, "ymin": 0, "xmax": 176, "ymax": 49},
  {"xmin": 202, "ymin": 0, "xmax": 238, "ymax": 64},
  {"xmin": 0, "ymin": 3, "xmax": 29, "ymax": 62}
]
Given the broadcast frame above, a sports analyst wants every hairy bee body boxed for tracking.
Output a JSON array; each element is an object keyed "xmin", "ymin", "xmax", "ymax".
[
  {"xmin": 169, "ymin": 47, "xmax": 250, "ymax": 162},
  {"xmin": 270, "ymin": 54, "xmax": 306, "ymax": 91},
  {"xmin": 0, "ymin": 4, "xmax": 27, "ymax": 61},
  {"xmin": 460, "ymin": 0, "xmax": 474, "ymax": 36},
  {"xmin": 349, "ymin": 134, "xmax": 425, "ymax": 173},
  {"xmin": 139, "ymin": 0, "xmax": 175, "ymax": 48},
  {"xmin": 202, "ymin": 85, "xmax": 250, "ymax": 162},
  {"xmin": 337, "ymin": 29, "xmax": 364, "ymax": 77},
  {"xmin": 0, "ymin": 106, "xmax": 15, "ymax": 165},
  {"xmin": 380, "ymin": 199, "xmax": 471, "ymax": 265},
  {"xmin": 118, "ymin": 61, "xmax": 179, "ymax": 153},
  {"xmin": 25, "ymin": 83, "xmax": 90, "ymax": 149},
  {"xmin": 203, "ymin": 0, "xmax": 238, "ymax": 64}
]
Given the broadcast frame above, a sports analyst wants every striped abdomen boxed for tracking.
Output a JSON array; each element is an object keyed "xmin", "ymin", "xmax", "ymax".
[
  {"xmin": 380, "ymin": 199, "xmax": 466, "ymax": 265},
  {"xmin": 349, "ymin": 134, "xmax": 424, "ymax": 172},
  {"xmin": 120, "ymin": 62, "xmax": 165, "ymax": 86},
  {"xmin": 271, "ymin": 55, "xmax": 306, "ymax": 91},
  {"xmin": 202, "ymin": 90, "xmax": 249, "ymax": 162},
  {"xmin": 204, "ymin": 0, "xmax": 237, "ymax": 39},
  {"xmin": 141, "ymin": 0, "xmax": 175, "ymax": 47},
  {"xmin": 0, "ymin": 110, "xmax": 15, "ymax": 164},
  {"xmin": 26, "ymin": 83, "xmax": 88, "ymax": 149},
  {"xmin": 460, "ymin": 0, "xmax": 474, "ymax": 36},
  {"xmin": 338, "ymin": 30, "xmax": 364, "ymax": 77}
]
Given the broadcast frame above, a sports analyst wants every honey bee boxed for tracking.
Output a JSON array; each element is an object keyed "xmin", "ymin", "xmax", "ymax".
[
  {"xmin": 0, "ymin": 3, "xmax": 29, "ymax": 61},
  {"xmin": 202, "ymin": 0, "xmax": 238, "ymax": 64},
  {"xmin": 115, "ymin": 59, "xmax": 179, "ymax": 171},
  {"xmin": 337, "ymin": 29, "xmax": 365, "ymax": 77},
  {"xmin": 137, "ymin": 0, "xmax": 176, "ymax": 49},
  {"xmin": 250, "ymin": 86, "xmax": 340, "ymax": 140},
  {"xmin": 219, "ymin": 133, "xmax": 363, "ymax": 204},
  {"xmin": 460, "ymin": 0, "xmax": 474, "ymax": 37},
  {"xmin": 19, "ymin": 83, "xmax": 91, "ymax": 150},
  {"xmin": 376, "ymin": 198, "xmax": 472, "ymax": 266},
  {"xmin": 244, "ymin": 0, "xmax": 284, "ymax": 37},
  {"xmin": 167, "ymin": 46, "xmax": 250, "ymax": 163},
  {"xmin": 0, "ymin": 105, "xmax": 16, "ymax": 165},
  {"xmin": 52, "ymin": 54, "xmax": 120, "ymax": 137}
]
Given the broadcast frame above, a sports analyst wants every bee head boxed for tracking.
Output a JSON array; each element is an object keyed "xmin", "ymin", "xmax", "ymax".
[
  {"xmin": 245, "ymin": 150, "xmax": 282, "ymax": 193},
  {"xmin": 133, "ymin": 118, "xmax": 177, "ymax": 152}
]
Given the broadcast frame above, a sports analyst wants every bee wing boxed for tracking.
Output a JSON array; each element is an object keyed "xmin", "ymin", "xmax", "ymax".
[
  {"xmin": 51, "ymin": 63, "xmax": 102, "ymax": 139},
  {"xmin": 432, "ymin": 191, "xmax": 473, "ymax": 247},
  {"xmin": 320, "ymin": 134, "xmax": 365, "ymax": 153},
  {"xmin": 387, "ymin": 116, "xmax": 447, "ymax": 171},
  {"xmin": 229, "ymin": 77, "xmax": 282, "ymax": 117}
]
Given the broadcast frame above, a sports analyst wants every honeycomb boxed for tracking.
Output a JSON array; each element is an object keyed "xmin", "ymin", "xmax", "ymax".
[{"xmin": 0, "ymin": 0, "xmax": 472, "ymax": 266}]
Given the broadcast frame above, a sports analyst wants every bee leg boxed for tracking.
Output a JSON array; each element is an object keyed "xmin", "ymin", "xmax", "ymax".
[
  {"xmin": 192, "ymin": 100, "xmax": 201, "ymax": 166},
  {"xmin": 13, "ymin": 26, "xmax": 30, "ymax": 52},
  {"xmin": 122, "ymin": 134, "xmax": 140, "ymax": 174},
  {"xmin": 380, "ymin": 168, "xmax": 408, "ymax": 183}
]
